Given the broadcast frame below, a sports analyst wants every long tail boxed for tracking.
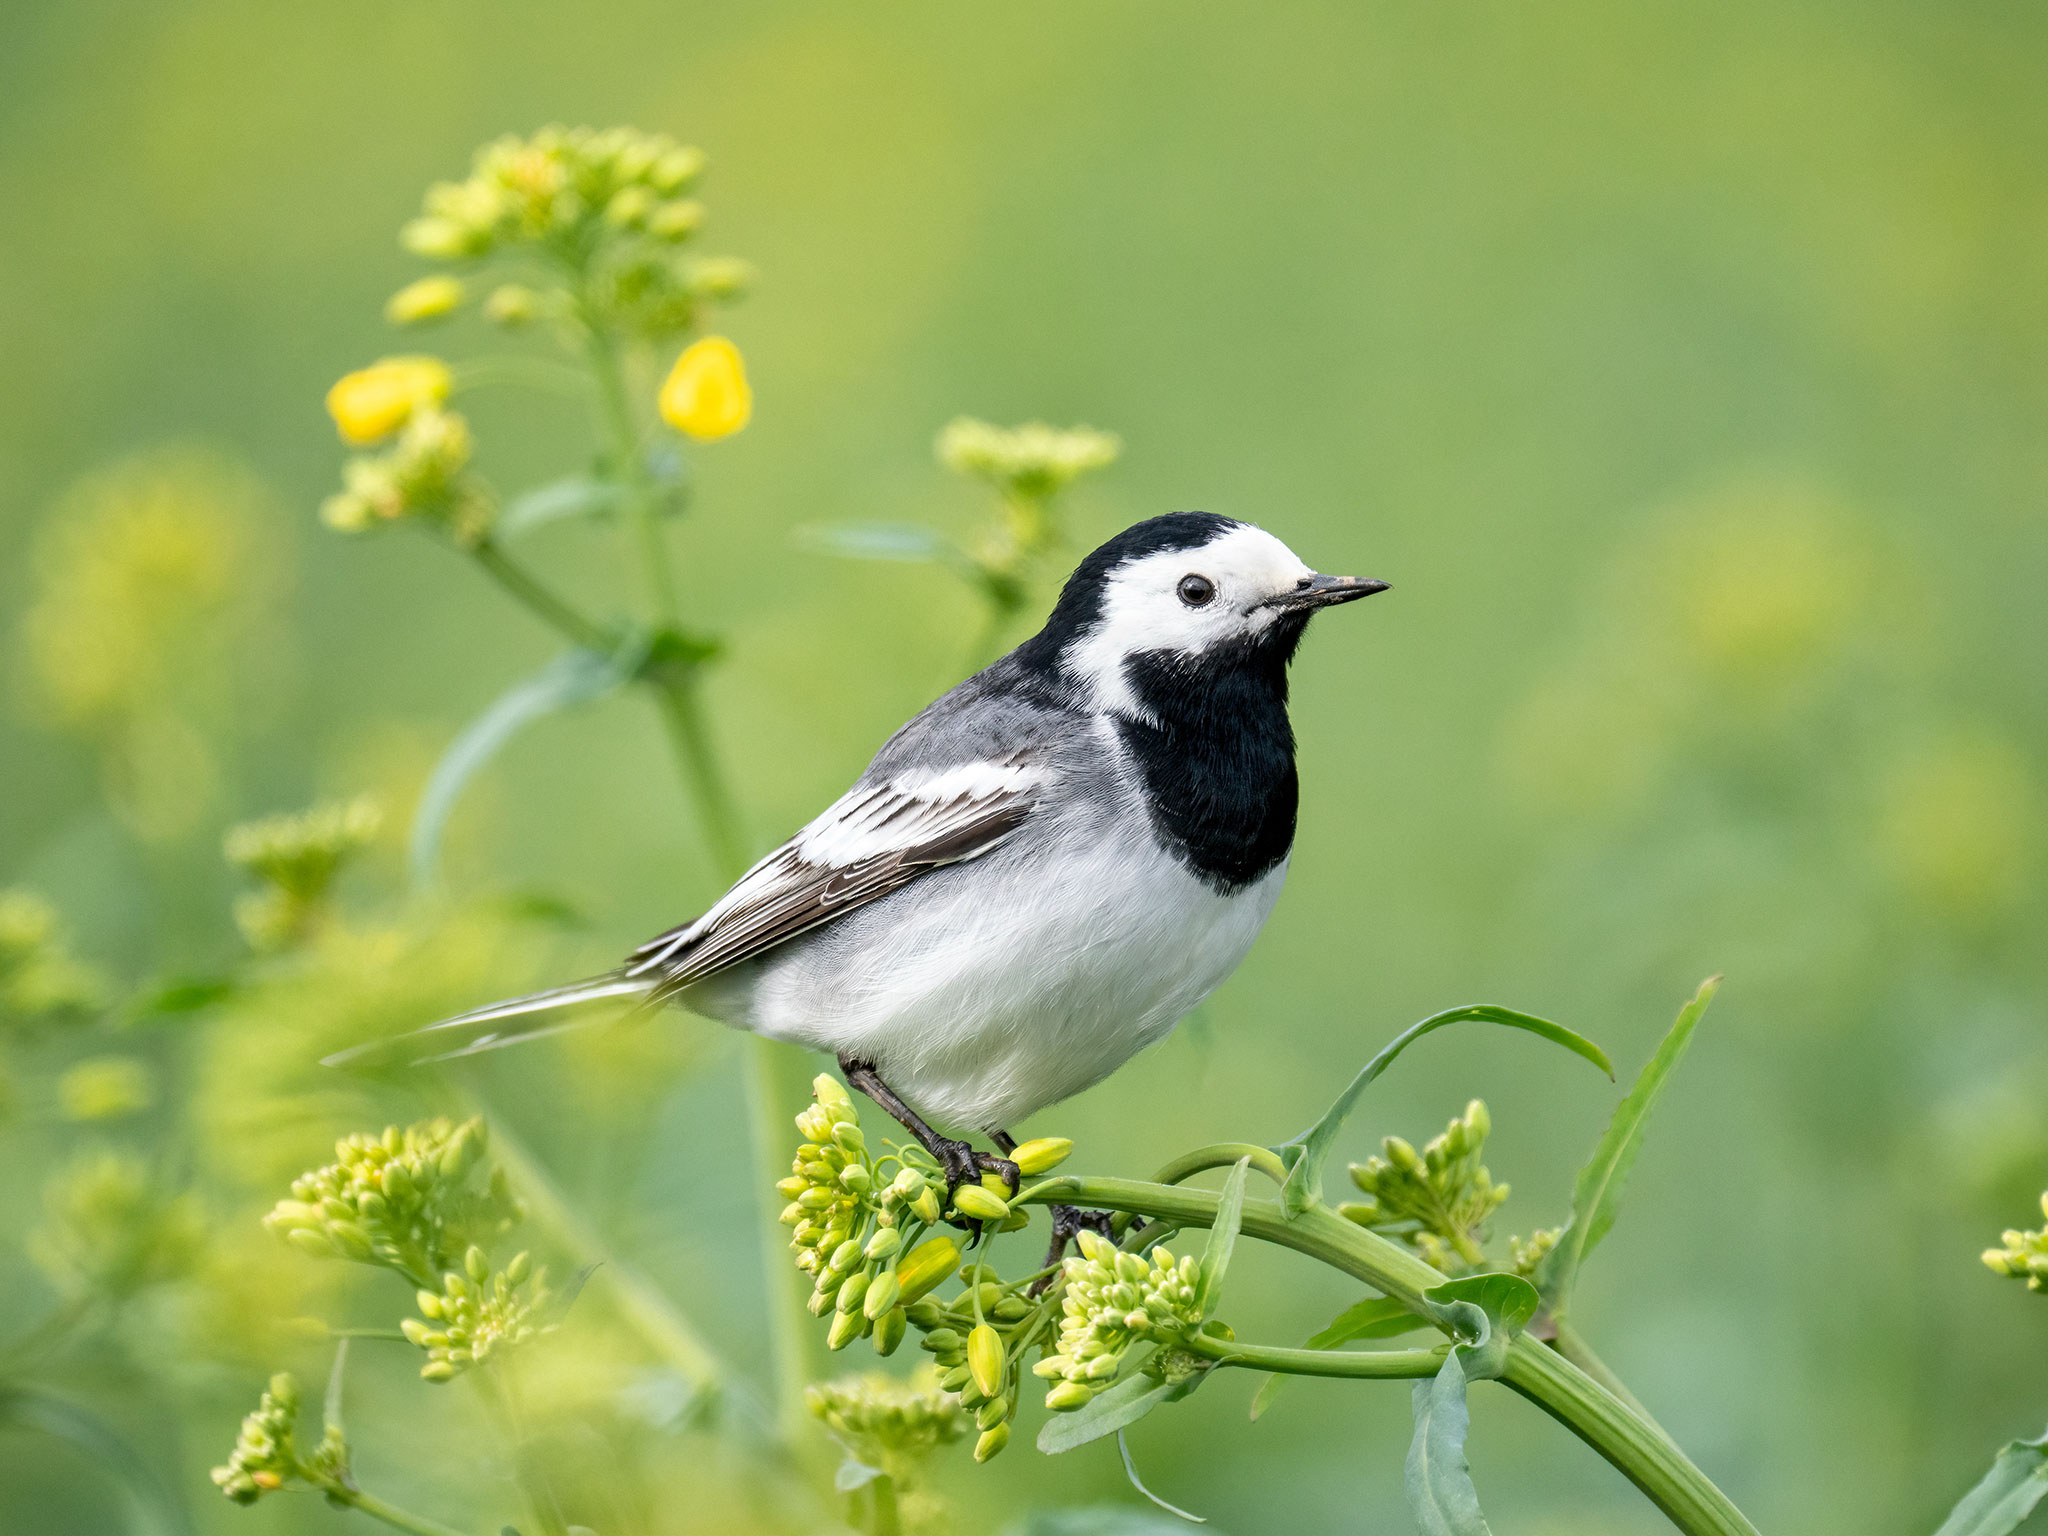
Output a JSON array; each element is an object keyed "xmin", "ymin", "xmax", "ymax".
[{"xmin": 321, "ymin": 971, "xmax": 656, "ymax": 1069}]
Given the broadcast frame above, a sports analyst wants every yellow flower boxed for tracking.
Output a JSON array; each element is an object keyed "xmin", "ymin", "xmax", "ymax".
[
  {"xmin": 325, "ymin": 356, "xmax": 452, "ymax": 446},
  {"xmin": 659, "ymin": 335, "xmax": 750, "ymax": 440}
]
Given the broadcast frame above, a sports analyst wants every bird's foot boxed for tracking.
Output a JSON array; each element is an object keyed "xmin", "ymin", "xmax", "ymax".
[
  {"xmin": 1030, "ymin": 1205, "xmax": 1118, "ymax": 1291},
  {"xmin": 932, "ymin": 1137, "xmax": 1020, "ymax": 1228}
]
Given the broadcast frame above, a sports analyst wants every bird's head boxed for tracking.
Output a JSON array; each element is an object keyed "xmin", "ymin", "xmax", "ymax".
[{"xmin": 1019, "ymin": 512, "xmax": 1387, "ymax": 713}]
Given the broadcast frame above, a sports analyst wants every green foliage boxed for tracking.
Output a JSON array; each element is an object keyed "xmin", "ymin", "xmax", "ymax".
[
  {"xmin": 1930, "ymin": 1430, "xmax": 2048, "ymax": 1536},
  {"xmin": 1340, "ymin": 1099, "xmax": 1506, "ymax": 1273},
  {"xmin": 1273, "ymin": 1004, "xmax": 1612, "ymax": 1219},
  {"xmin": 1403, "ymin": 1275, "xmax": 1540, "ymax": 1536},
  {"xmin": 1537, "ymin": 977, "xmax": 1718, "ymax": 1325}
]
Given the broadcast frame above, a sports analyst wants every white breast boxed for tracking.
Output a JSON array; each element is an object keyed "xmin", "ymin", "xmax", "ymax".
[{"xmin": 712, "ymin": 831, "xmax": 1288, "ymax": 1131}]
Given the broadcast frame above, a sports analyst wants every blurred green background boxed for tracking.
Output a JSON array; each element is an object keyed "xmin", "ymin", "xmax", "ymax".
[{"xmin": 3, "ymin": 2, "xmax": 2047, "ymax": 1533}]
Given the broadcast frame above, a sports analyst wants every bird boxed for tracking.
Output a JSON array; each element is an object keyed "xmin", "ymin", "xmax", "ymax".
[{"xmin": 331, "ymin": 512, "xmax": 1386, "ymax": 1255}]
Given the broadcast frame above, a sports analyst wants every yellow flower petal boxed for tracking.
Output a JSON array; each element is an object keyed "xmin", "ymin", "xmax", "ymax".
[
  {"xmin": 659, "ymin": 335, "xmax": 751, "ymax": 441},
  {"xmin": 325, "ymin": 356, "xmax": 453, "ymax": 446}
]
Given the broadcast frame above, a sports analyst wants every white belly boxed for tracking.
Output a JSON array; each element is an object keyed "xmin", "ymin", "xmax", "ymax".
[{"xmin": 694, "ymin": 836, "xmax": 1288, "ymax": 1131}]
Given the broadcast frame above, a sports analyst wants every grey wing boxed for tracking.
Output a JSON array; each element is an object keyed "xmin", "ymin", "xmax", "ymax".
[{"xmin": 625, "ymin": 751, "xmax": 1044, "ymax": 1002}]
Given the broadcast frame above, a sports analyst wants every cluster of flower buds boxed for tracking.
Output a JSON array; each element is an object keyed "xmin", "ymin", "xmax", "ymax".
[
  {"xmin": 0, "ymin": 888, "xmax": 105, "ymax": 1032},
  {"xmin": 391, "ymin": 125, "xmax": 751, "ymax": 342},
  {"xmin": 403, "ymin": 1244, "xmax": 551, "ymax": 1381},
  {"xmin": 1339, "ymin": 1099, "xmax": 1507, "ymax": 1273},
  {"xmin": 210, "ymin": 1374, "xmax": 346, "ymax": 1504},
  {"xmin": 30, "ymin": 1149, "xmax": 202, "ymax": 1303},
  {"xmin": 905, "ymin": 1262, "xmax": 1042, "ymax": 1462},
  {"xmin": 1509, "ymin": 1225, "xmax": 1561, "ymax": 1280},
  {"xmin": 1983, "ymin": 1193, "xmax": 2048, "ymax": 1292},
  {"xmin": 264, "ymin": 1117, "xmax": 520, "ymax": 1286},
  {"xmin": 779, "ymin": 1075, "xmax": 971, "ymax": 1359},
  {"xmin": 781, "ymin": 1076, "xmax": 1079, "ymax": 1463},
  {"xmin": 936, "ymin": 418, "xmax": 1122, "ymax": 507},
  {"xmin": 321, "ymin": 367, "xmax": 491, "ymax": 545},
  {"xmin": 805, "ymin": 1366, "xmax": 969, "ymax": 1477},
  {"xmin": 223, "ymin": 796, "xmax": 381, "ymax": 951},
  {"xmin": 1035, "ymin": 1231, "xmax": 1200, "ymax": 1412}
]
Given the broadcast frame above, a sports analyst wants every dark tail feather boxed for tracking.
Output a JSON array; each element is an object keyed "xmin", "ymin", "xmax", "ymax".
[{"xmin": 321, "ymin": 971, "xmax": 656, "ymax": 1069}]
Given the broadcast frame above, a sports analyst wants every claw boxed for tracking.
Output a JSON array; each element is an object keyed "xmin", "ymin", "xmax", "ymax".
[{"xmin": 1029, "ymin": 1204, "xmax": 1117, "ymax": 1290}]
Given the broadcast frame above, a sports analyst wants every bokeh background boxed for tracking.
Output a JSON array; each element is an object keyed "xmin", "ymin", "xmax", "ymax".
[{"xmin": 3, "ymin": 3, "xmax": 2047, "ymax": 1533}]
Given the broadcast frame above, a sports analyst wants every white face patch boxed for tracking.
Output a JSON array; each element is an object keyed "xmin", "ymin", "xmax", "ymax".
[{"xmin": 1063, "ymin": 523, "xmax": 1317, "ymax": 715}]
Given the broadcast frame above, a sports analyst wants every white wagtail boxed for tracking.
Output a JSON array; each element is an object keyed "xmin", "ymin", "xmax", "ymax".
[{"xmin": 334, "ymin": 512, "xmax": 1386, "ymax": 1248}]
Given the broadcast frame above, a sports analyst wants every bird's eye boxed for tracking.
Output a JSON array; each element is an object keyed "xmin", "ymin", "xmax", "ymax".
[{"xmin": 1177, "ymin": 574, "xmax": 1216, "ymax": 607}]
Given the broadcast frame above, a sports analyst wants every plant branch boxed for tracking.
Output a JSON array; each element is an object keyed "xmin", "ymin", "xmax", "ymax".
[
  {"xmin": 1022, "ymin": 1175, "xmax": 1759, "ymax": 1536},
  {"xmin": 330, "ymin": 1484, "xmax": 472, "ymax": 1536},
  {"xmin": 1183, "ymin": 1331, "xmax": 1449, "ymax": 1379},
  {"xmin": 468, "ymin": 538, "xmax": 611, "ymax": 651},
  {"xmin": 1151, "ymin": 1143, "xmax": 1291, "ymax": 1190},
  {"xmin": 650, "ymin": 681, "xmax": 747, "ymax": 877}
]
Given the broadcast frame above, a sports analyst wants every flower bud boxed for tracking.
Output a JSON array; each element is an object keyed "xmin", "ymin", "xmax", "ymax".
[
  {"xmin": 977, "ymin": 1395, "xmax": 1009, "ymax": 1429},
  {"xmin": 649, "ymin": 145, "xmax": 706, "ymax": 192},
  {"xmin": 826, "ymin": 1308, "xmax": 864, "ymax": 1351},
  {"xmin": 659, "ymin": 336, "xmax": 750, "ymax": 441},
  {"xmin": 420, "ymin": 1359, "xmax": 456, "ymax": 1382},
  {"xmin": 1011, "ymin": 1138, "xmax": 1074, "ymax": 1175},
  {"xmin": 465, "ymin": 1245, "xmax": 489, "ymax": 1283},
  {"xmin": 939, "ymin": 1365, "xmax": 971, "ymax": 1392},
  {"xmin": 973, "ymin": 1422, "xmax": 1010, "ymax": 1462},
  {"xmin": 863, "ymin": 1270, "xmax": 901, "ymax": 1319},
  {"xmin": 483, "ymin": 284, "xmax": 540, "ymax": 327},
  {"xmin": 505, "ymin": 1251, "xmax": 531, "ymax": 1285},
  {"xmin": 836, "ymin": 1269, "xmax": 872, "ymax": 1314},
  {"xmin": 873, "ymin": 1306, "xmax": 907, "ymax": 1356},
  {"xmin": 648, "ymin": 200, "xmax": 704, "ymax": 240},
  {"xmin": 967, "ymin": 1324, "xmax": 1005, "ymax": 1399},
  {"xmin": 284, "ymin": 1228, "xmax": 335, "ymax": 1259},
  {"xmin": 951, "ymin": 1185, "xmax": 1009, "ymax": 1222},
  {"xmin": 386, "ymin": 275, "xmax": 464, "ymax": 326},
  {"xmin": 326, "ymin": 356, "xmax": 452, "ymax": 446},
  {"xmin": 911, "ymin": 1188, "xmax": 943, "ymax": 1224},
  {"xmin": 1046, "ymin": 1380, "xmax": 1094, "ymax": 1412},
  {"xmin": 864, "ymin": 1227, "xmax": 901, "ymax": 1260},
  {"xmin": 895, "ymin": 1237, "xmax": 961, "ymax": 1303}
]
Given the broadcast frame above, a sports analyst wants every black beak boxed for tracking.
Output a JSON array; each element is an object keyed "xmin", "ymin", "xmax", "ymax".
[{"xmin": 1263, "ymin": 573, "xmax": 1391, "ymax": 611}]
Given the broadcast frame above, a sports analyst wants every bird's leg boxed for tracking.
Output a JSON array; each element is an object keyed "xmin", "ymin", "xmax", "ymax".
[
  {"xmin": 838, "ymin": 1057, "xmax": 1019, "ymax": 1201},
  {"xmin": 988, "ymin": 1129, "xmax": 1117, "ymax": 1288}
]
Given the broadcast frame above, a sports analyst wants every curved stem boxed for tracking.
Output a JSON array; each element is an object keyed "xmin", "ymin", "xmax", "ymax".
[
  {"xmin": 1022, "ymin": 1176, "xmax": 1759, "ymax": 1536},
  {"xmin": 1150, "ymin": 1143, "xmax": 1291, "ymax": 1190},
  {"xmin": 584, "ymin": 328, "xmax": 679, "ymax": 628},
  {"xmin": 1183, "ymin": 1331, "xmax": 1448, "ymax": 1379},
  {"xmin": 468, "ymin": 538, "xmax": 611, "ymax": 650},
  {"xmin": 332, "ymin": 1485, "xmax": 472, "ymax": 1536}
]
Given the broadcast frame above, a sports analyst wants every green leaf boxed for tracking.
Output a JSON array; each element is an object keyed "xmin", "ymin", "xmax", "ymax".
[
  {"xmin": 1249, "ymin": 1295, "xmax": 1424, "ymax": 1421},
  {"xmin": 1932, "ymin": 1431, "xmax": 2048, "ymax": 1536},
  {"xmin": 1038, "ymin": 1365, "xmax": 1194, "ymax": 1455},
  {"xmin": 498, "ymin": 475, "xmax": 626, "ymax": 538},
  {"xmin": 796, "ymin": 522, "xmax": 953, "ymax": 563},
  {"xmin": 1272, "ymin": 1005, "xmax": 1613, "ymax": 1218},
  {"xmin": 409, "ymin": 646, "xmax": 639, "ymax": 887},
  {"xmin": 835, "ymin": 1457, "xmax": 886, "ymax": 1493},
  {"xmin": 1194, "ymin": 1158, "xmax": 1250, "ymax": 1319},
  {"xmin": 1118, "ymin": 1430, "xmax": 1206, "ymax": 1523},
  {"xmin": 1401, "ymin": 1274, "xmax": 1537, "ymax": 1536},
  {"xmin": 0, "ymin": 1384, "xmax": 194, "ymax": 1536},
  {"xmin": 1537, "ymin": 977, "xmax": 1719, "ymax": 1324},
  {"xmin": 124, "ymin": 974, "xmax": 237, "ymax": 1022}
]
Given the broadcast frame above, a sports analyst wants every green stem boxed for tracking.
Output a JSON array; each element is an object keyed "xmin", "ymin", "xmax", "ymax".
[
  {"xmin": 584, "ymin": 328, "xmax": 680, "ymax": 627},
  {"xmin": 1023, "ymin": 1176, "xmax": 1759, "ymax": 1536},
  {"xmin": 1150, "ymin": 1143, "xmax": 1291, "ymax": 1190},
  {"xmin": 651, "ymin": 681, "xmax": 748, "ymax": 877},
  {"xmin": 469, "ymin": 538, "xmax": 611, "ymax": 650},
  {"xmin": 1183, "ymin": 1331, "xmax": 1448, "ymax": 1379},
  {"xmin": 867, "ymin": 1473, "xmax": 903, "ymax": 1536},
  {"xmin": 332, "ymin": 1485, "xmax": 472, "ymax": 1536},
  {"xmin": 1553, "ymin": 1320, "xmax": 1674, "ymax": 1443},
  {"xmin": 578, "ymin": 320, "xmax": 802, "ymax": 1446}
]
